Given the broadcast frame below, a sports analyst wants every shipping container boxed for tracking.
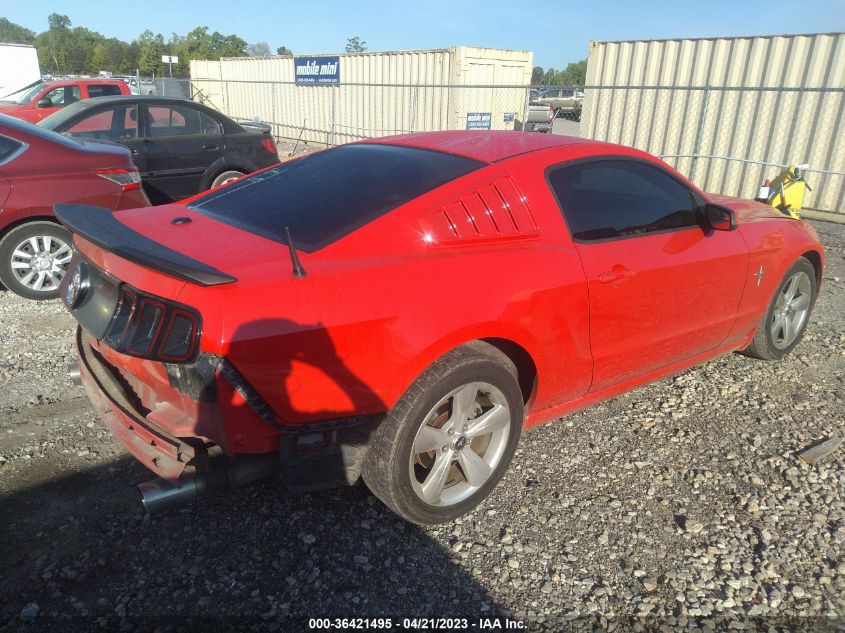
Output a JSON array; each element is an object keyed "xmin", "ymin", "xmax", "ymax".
[
  {"xmin": 190, "ymin": 46, "xmax": 533, "ymax": 145},
  {"xmin": 582, "ymin": 32, "xmax": 845, "ymax": 214}
]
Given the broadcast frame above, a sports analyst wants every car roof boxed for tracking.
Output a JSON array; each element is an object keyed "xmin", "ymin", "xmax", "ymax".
[
  {"xmin": 42, "ymin": 79, "xmax": 126, "ymax": 86},
  {"xmin": 367, "ymin": 131, "xmax": 597, "ymax": 164}
]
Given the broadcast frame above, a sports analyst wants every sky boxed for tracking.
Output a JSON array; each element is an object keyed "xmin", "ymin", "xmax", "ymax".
[{"xmin": 3, "ymin": 0, "xmax": 845, "ymax": 68}]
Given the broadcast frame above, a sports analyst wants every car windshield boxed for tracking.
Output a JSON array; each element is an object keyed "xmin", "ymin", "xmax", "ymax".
[
  {"xmin": 15, "ymin": 83, "xmax": 47, "ymax": 105},
  {"xmin": 189, "ymin": 144, "xmax": 485, "ymax": 252}
]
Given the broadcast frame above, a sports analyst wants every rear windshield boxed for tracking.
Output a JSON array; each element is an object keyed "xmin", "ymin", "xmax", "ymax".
[{"xmin": 188, "ymin": 144, "xmax": 485, "ymax": 252}]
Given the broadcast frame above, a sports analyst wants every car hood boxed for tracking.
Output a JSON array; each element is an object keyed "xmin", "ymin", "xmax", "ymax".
[{"xmin": 706, "ymin": 193, "xmax": 791, "ymax": 224}]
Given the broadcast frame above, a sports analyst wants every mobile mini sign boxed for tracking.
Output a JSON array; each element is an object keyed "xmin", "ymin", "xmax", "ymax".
[
  {"xmin": 466, "ymin": 112, "xmax": 492, "ymax": 130},
  {"xmin": 294, "ymin": 56, "xmax": 340, "ymax": 85}
]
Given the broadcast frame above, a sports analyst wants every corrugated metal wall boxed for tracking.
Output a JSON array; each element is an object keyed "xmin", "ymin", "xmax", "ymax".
[
  {"xmin": 583, "ymin": 33, "xmax": 845, "ymax": 213},
  {"xmin": 190, "ymin": 47, "xmax": 532, "ymax": 146}
]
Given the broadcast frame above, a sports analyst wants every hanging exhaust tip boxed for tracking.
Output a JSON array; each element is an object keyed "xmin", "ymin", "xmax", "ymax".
[
  {"xmin": 68, "ymin": 360, "xmax": 81, "ymax": 386},
  {"xmin": 138, "ymin": 454, "xmax": 278, "ymax": 514},
  {"xmin": 138, "ymin": 477, "xmax": 199, "ymax": 514}
]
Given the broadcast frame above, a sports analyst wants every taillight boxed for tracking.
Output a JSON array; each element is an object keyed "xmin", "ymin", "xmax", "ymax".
[
  {"xmin": 103, "ymin": 286, "xmax": 201, "ymax": 363},
  {"xmin": 260, "ymin": 136, "xmax": 277, "ymax": 156},
  {"xmin": 96, "ymin": 168, "xmax": 142, "ymax": 192}
]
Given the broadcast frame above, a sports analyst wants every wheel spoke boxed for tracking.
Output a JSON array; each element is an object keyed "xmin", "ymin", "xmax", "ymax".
[
  {"xmin": 12, "ymin": 249, "xmax": 32, "ymax": 260},
  {"xmin": 790, "ymin": 294, "xmax": 810, "ymax": 312},
  {"xmin": 19, "ymin": 271, "xmax": 35, "ymax": 286},
  {"xmin": 448, "ymin": 383, "xmax": 478, "ymax": 429},
  {"xmin": 420, "ymin": 451, "xmax": 453, "ymax": 504},
  {"xmin": 783, "ymin": 276, "xmax": 799, "ymax": 302},
  {"xmin": 465, "ymin": 404, "xmax": 509, "ymax": 439},
  {"xmin": 43, "ymin": 236, "xmax": 52, "ymax": 253},
  {"xmin": 457, "ymin": 449, "xmax": 492, "ymax": 487},
  {"xmin": 53, "ymin": 244, "xmax": 71, "ymax": 258},
  {"xmin": 32, "ymin": 271, "xmax": 47, "ymax": 290},
  {"xmin": 54, "ymin": 254, "xmax": 72, "ymax": 265},
  {"xmin": 11, "ymin": 261, "xmax": 32, "ymax": 269},
  {"xmin": 771, "ymin": 314, "xmax": 786, "ymax": 340},
  {"xmin": 413, "ymin": 425, "xmax": 450, "ymax": 455},
  {"xmin": 28, "ymin": 237, "xmax": 40, "ymax": 254},
  {"xmin": 783, "ymin": 315, "xmax": 795, "ymax": 344}
]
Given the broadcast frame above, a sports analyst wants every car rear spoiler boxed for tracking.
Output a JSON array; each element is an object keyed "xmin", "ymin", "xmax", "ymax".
[{"xmin": 54, "ymin": 204, "xmax": 238, "ymax": 287}]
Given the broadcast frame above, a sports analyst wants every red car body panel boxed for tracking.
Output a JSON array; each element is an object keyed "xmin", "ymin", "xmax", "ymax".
[
  {"xmin": 0, "ymin": 116, "xmax": 150, "ymax": 239},
  {"xmin": 65, "ymin": 133, "xmax": 824, "ymax": 481},
  {"xmin": 0, "ymin": 80, "xmax": 131, "ymax": 123}
]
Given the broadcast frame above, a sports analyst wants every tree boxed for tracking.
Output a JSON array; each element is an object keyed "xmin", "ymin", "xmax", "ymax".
[
  {"xmin": 137, "ymin": 29, "xmax": 166, "ymax": 76},
  {"xmin": 276, "ymin": 45, "xmax": 293, "ymax": 56},
  {"xmin": 0, "ymin": 18, "xmax": 36, "ymax": 44},
  {"xmin": 247, "ymin": 42, "xmax": 271, "ymax": 56},
  {"xmin": 534, "ymin": 59, "xmax": 588, "ymax": 86},
  {"xmin": 531, "ymin": 66, "xmax": 544, "ymax": 85},
  {"xmin": 345, "ymin": 36, "xmax": 367, "ymax": 53}
]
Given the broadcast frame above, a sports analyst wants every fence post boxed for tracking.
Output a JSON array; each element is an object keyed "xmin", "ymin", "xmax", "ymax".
[
  {"xmin": 689, "ymin": 85, "xmax": 711, "ymax": 184},
  {"xmin": 329, "ymin": 86, "xmax": 337, "ymax": 146}
]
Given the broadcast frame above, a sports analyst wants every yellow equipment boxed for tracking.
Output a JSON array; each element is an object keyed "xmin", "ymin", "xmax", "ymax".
[{"xmin": 757, "ymin": 164, "xmax": 812, "ymax": 219}]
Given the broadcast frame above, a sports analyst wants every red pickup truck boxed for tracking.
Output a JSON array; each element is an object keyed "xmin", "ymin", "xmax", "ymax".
[{"xmin": 0, "ymin": 79, "xmax": 130, "ymax": 123}]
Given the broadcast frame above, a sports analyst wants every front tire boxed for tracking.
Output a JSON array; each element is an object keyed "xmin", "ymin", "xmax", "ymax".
[
  {"xmin": 0, "ymin": 222, "xmax": 73, "ymax": 300},
  {"xmin": 742, "ymin": 257, "xmax": 817, "ymax": 360},
  {"xmin": 362, "ymin": 344, "xmax": 523, "ymax": 525}
]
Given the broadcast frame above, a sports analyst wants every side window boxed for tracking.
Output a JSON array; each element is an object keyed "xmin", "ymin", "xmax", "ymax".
[
  {"xmin": 200, "ymin": 112, "xmax": 223, "ymax": 135},
  {"xmin": 0, "ymin": 135, "xmax": 25, "ymax": 165},
  {"xmin": 548, "ymin": 160, "xmax": 699, "ymax": 241},
  {"xmin": 42, "ymin": 86, "xmax": 81, "ymax": 106},
  {"xmin": 147, "ymin": 106, "xmax": 202, "ymax": 137},
  {"xmin": 65, "ymin": 106, "xmax": 139, "ymax": 141},
  {"xmin": 87, "ymin": 84, "xmax": 123, "ymax": 98}
]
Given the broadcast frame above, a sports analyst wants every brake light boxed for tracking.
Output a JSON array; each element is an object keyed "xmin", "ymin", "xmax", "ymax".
[
  {"xmin": 260, "ymin": 136, "xmax": 277, "ymax": 156},
  {"xmin": 103, "ymin": 286, "xmax": 201, "ymax": 362},
  {"xmin": 96, "ymin": 168, "xmax": 142, "ymax": 192}
]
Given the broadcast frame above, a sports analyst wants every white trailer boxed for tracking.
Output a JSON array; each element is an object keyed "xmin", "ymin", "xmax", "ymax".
[{"xmin": 0, "ymin": 43, "xmax": 41, "ymax": 100}]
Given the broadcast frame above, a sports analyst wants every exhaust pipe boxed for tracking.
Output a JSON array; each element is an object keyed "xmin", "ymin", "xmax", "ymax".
[
  {"xmin": 138, "ymin": 454, "xmax": 278, "ymax": 514},
  {"xmin": 68, "ymin": 360, "xmax": 81, "ymax": 386}
]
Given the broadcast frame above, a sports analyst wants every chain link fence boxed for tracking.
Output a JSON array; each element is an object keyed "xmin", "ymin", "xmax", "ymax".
[{"xmin": 185, "ymin": 76, "xmax": 844, "ymax": 214}]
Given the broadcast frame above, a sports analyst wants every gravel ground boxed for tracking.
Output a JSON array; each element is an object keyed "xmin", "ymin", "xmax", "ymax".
[{"xmin": 1, "ymin": 221, "xmax": 844, "ymax": 632}]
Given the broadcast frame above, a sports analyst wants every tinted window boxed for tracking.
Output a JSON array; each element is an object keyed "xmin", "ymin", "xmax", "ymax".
[
  {"xmin": 65, "ymin": 105, "xmax": 139, "ymax": 141},
  {"xmin": 548, "ymin": 160, "xmax": 699, "ymax": 241},
  {"xmin": 189, "ymin": 144, "xmax": 485, "ymax": 252},
  {"xmin": 200, "ymin": 112, "xmax": 223, "ymax": 135},
  {"xmin": 87, "ymin": 84, "xmax": 123, "ymax": 98},
  {"xmin": 0, "ymin": 135, "xmax": 24, "ymax": 164},
  {"xmin": 147, "ymin": 105, "xmax": 201, "ymax": 137}
]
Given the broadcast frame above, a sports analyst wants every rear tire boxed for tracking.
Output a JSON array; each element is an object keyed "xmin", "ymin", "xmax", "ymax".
[
  {"xmin": 0, "ymin": 222, "xmax": 73, "ymax": 301},
  {"xmin": 742, "ymin": 257, "xmax": 817, "ymax": 361},
  {"xmin": 210, "ymin": 170, "xmax": 245, "ymax": 189},
  {"xmin": 362, "ymin": 344, "xmax": 523, "ymax": 525}
]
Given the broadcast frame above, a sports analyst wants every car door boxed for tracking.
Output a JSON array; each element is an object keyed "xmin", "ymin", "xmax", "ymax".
[
  {"xmin": 547, "ymin": 158, "xmax": 749, "ymax": 392},
  {"xmin": 33, "ymin": 84, "xmax": 81, "ymax": 121},
  {"xmin": 141, "ymin": 103, "xmax": 224, "ymax": 203},
  {"xmin": 61, "ymin": 103, "xmax": 147, "ymax": 174}
]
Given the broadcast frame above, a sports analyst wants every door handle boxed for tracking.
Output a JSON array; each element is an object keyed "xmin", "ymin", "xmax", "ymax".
[
  {"xmin": 597, "ymin": 265, "xmax": 636, "ymax": 284},
  {"xmin": 202, "ymin": 144, "xmax": 219, "ymax": 150}
]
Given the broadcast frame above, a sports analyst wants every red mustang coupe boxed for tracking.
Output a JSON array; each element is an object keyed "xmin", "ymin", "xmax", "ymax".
[{"xmin": 57, "ymin": 132, "xmax": 823, "ymax": 524}]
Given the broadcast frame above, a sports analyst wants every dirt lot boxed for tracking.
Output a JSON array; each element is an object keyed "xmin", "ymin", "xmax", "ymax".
[{"xmin": 1, "ymin": 221, "xmax": 843, "ymax": 632}]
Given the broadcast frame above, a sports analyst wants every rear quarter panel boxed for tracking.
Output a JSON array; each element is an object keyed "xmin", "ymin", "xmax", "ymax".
[{"xmin": 180, "ymin": 153, "xmax": 598, "ymax": 427}]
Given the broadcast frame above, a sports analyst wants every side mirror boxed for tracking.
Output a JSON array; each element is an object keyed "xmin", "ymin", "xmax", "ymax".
[
  {"xmin": 704, "ymin": 204, "xmax": 736, "ymax": 231},
  {"xmin": 36, "ymin": 97, "xmax": 53, "ymax": 108}
]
